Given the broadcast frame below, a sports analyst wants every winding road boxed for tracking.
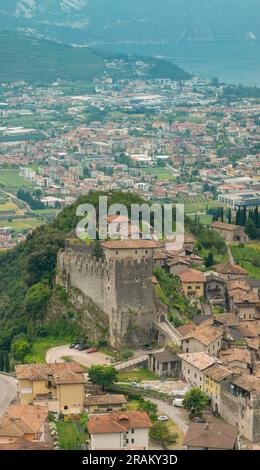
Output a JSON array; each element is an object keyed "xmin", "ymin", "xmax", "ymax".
[{"xmin": 0, "ymin": 374, "xmax": 17, "ymax": 416}]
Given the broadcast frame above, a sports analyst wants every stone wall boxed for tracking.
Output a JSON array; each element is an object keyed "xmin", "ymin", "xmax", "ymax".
[{"xmin": 56, "ymin": 245, "xmax": 159, "ymax": 348}]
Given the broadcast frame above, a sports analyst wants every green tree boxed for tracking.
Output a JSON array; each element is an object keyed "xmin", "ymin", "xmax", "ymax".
[
  {"xmin": 137, "ymin": 399, "xmax": 158, "ymax": 422},
  {"xmin": 183, "ymin": 387, "xmax": 208, "ymax": 418},
  {"xmin": 11, "ymin": 339, "xmax": 31, "ymax": 361},
  {"xmin": 205, "ymin": 252, "xmax": 214, "ymax": 268},
  {"xmin": 88, "ymin": 365, "xmax": 118, "ymax": 391},
  {"xmin": 150, "ymin": 422, "xmax": 178, "ymax": 449}
]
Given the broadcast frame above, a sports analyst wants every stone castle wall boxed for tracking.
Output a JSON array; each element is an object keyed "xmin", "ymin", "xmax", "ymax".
[{"xmin": 56, "ymin": 245, "xmax": 159, "ymax": 347}]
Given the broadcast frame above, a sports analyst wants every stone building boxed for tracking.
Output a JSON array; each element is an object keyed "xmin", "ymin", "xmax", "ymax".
[
  {"xmin": 148, "ymin": 350, "xmax": 180, "ymax": 378},
  {"xmin": 209, "ymin": 221, "xmax": 248, "ymax": 243},
  {"xmin": 56, "ymin": 237, "xmax": 164, "ymax": 347},
  {"xmin": 219, "ymin": 374, "xmax": 260, "ymax": 443}
]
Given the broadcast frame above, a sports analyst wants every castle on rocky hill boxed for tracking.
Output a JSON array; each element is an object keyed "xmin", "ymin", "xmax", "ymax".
[{"xmin": 56, "ymin": 236, "xmax": 165, "ymax": 347}]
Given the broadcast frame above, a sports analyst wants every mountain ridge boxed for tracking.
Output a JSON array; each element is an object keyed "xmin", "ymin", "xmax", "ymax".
[
  {"xmin": 0, "ymin": 1, "xmax": 259, "ymax": 45},
  {"xmin": 0, "ymin": 30, "xmax": 190, "ymax": 83}
]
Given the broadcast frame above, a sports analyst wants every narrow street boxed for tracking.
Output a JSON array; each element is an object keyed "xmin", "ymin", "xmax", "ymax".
[{"xmin": 149, "ymin": 397, "xmax": 189, "ymax": 433}]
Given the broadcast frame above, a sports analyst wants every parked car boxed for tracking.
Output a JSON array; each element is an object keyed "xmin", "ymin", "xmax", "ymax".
[
  {"xmin": 173, "ymin": 398, "xmax": 184, "ymax": 408},
  {"xmin": 87, "ymin": 348, "xmax": 98, "ymax": 354},
  {"xmin": 192, "ymin": 417, "xmax": 207, "ymax": 424},
  {"xmin": 130, "ymin": 382, "xmax": 140, "ymax": 388},
  {"xmin": 78, "ymin": 344, "xmax": 89, "ymax": 351},
  {"xmin": 69, "ymin": 344, "xmax": 75, "ymax": 349},
  {"xmin": 144, "ymin": 344, "xmax": 153, "ymax": 351},
  {"xmin": 157, "ymin": 415, "xmax": 169, "ymax": 422},
  {"xmin": 74, "ymin": 344, "xmax": 81, "ymax": 350}
]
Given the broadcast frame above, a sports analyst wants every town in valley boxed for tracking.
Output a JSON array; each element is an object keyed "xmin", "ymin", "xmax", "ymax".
[{"xmin": 0, "ymin": 50, "xmax": 260, "ymax": 453}]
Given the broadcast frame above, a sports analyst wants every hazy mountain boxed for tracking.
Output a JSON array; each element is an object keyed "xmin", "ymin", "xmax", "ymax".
[
  {"xmin": 0, "ymin": 31, "xmax": 190, "ymax": 83},
  {"xmin": 0, "ymin": 0, "xmax": 259, "ymax": 44}
]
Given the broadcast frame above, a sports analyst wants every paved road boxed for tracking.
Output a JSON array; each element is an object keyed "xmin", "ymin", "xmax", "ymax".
[
  {"xmin": 149, "ymin": 398, "xmax": 189, "ymax": 433},
  {"xmin": 46, "ymin": 345, "xmax": 111, "ymax": 368},
  {"xmin": 0, "ymin": 374, "xmax": 17, "ymax": 416}
]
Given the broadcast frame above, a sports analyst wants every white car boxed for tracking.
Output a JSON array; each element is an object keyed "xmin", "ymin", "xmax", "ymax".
[
  {"xmin": 157, "ymin": 415, "xmax": 169, "ymax": 422},
  {"xmin": 173, "ymin": 398, "xmax": 184, "ymax": 408}
]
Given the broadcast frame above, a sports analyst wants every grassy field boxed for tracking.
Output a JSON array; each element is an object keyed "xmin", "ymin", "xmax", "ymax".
[
  {"xmin": 0, "ymin": 170, "xmax": 33, "ymax": 192},
  {"xmin": 118, "ymin": 369, "xmax": 158, "ymax": 383},
  {"xmin": 0, "ymin": 218, "xmax": 43, "ymax": 232},
  {"xmin": 56, "ymin": 421, "xmax": 89, "ymax": 450},
  {"xmin": 24, "ymin": 336, "xmax": 74, "ymax": 363},
  {"xmin": 174, "ymin": 194, "xmax": 222, "ymax": 215},
  {"xmin": 141, "ymin": 167, "xmax": 176, "ymax": 181},
  {"xmin": 189, "ymin": 213, "xmax": 213, "ymax": 226},
  {"xmin": 231, "ymin": 243, "xmax": 260, "ymax": 279}
]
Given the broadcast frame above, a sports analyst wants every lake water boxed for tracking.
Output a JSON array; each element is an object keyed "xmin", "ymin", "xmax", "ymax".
[{"xmin": 98, "ymin": 40, "xmax": 260, "ymax": 86}]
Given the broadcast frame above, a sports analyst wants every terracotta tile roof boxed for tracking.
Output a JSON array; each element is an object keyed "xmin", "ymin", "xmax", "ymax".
[
  {"xmin": 176, "ymin": 323, "xmax": 195, "ymax": 338},
  {"xmin": 88, "ymin": 411, "xmax": 152, "ymax": 434},
  {"xmin": 85, "ymin": 394, "xmax": 127, "ymax": 406},
  {"xmin": 0, "ymin": 404, "xmax": 48, "ymax": 438},
  {"xmin": 210, "ymin": 221, "xmax": 239, "ymax": 232},
  {"xmin": 229, "ymin": 290, "xmax": 259, "ymax": 304},
  {"xmin": 214, "ymin": 263, "xmax": 247, "ymax": 275},
  {"xmin": 183, "ymin": 422, "xmax": 238, "ymax": 449},
  {"xmin": 178, "ymin": 352, "xmax": 216, "ymax": 371},
  {"xmin": 102, "ymin": 240, "xmax": 164, "ymax": 250},
  {"xmin": 182, "ymin": 325, "xmax": 223, "ymax": 346},
  {"xmin": 205, "ymin": 364, "xmax": 232, "ymax": 382},
  {"xmin": 219, "ymin": 348, "xmax": 252, "ymax": 366},
  {"xmin": 0, "ymin": 439, "xmax": 52, "ymax": 451},
  {"xmin": 15, "ymin": 363, "xmax": 85, "ymax": 385},
  {"xmin": 179, "ymin": 268, "xmax": 206, "ymax": 283},
  {"xmin": 231, "ymin": 373, "xmax": 260, "ymax": 394},
  {"xmin": 227, "ymin": 280, "xmax": 250, "ymax": 292},
  {"xmin": 184, "ymin": 234, "xmax": 195, "ymax": 243},
  {"xmin": 213, "ymin": 313, "xmax": 238, "ymax": 326}
]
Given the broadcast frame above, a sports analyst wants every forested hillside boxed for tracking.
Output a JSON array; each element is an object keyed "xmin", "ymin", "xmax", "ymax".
[{"xmin": 0, "ymin": 191, "xmax": 226, "ymax": 367}]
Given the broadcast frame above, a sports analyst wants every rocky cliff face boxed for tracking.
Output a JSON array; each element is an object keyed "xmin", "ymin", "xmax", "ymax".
[{"xmin": 0, "ymin": 0, "xmax": 259, "ymax": 43}]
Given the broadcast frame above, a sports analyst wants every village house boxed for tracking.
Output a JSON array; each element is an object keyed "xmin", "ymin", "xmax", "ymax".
[
  {"xmin": 0, "ymin": 404, "xmax": 48, "ymax": 445},
  {"xmin": 148, "ymin": 349, "xmax": 181, "ymax": 377},
  {"xmin": 203, "ymin": 364, "xmax": 233, "ymax": 415},
  {"xmin": 15, "ymin": 363, "xmax": 85, "ymax": 416},
  {"xmin": 85, "ymin": 395, "xmax": 127, "ymax": 414},
  {"xmin": 88, "ymin": 411, "xmax": 152, "ymax": 450},
  {"xmin": 209, "ymin": 221, "xmax": 248, "ymax": 243},
  {"xmin": 178, "ymin": 269, "xmax": 206, "ymax": 298},
  {"xmin": 183, "ymin": 422, "xmax": 238, "ymax": 450},
  {"xmin": 205, "ymin": 271, "xmax": 226, "ymax": 306},
  {"xmin": 219, "ymin": 373, "xmax": 260, "ymax": 442},
  {"xmin": 227, "ymin": 280, "xmax": 260, "ymax": 321},
  {"xmin": 181, "ymin": 325, "xmax": 223, "ymax": 356},
  {"xmin": 213, "ymin": 263, "xmax": 248, "ymax": 282},
  {"xmin": 178, "ymin": 352, "xmax": 216, "ymax": 390},
  {"xmin": 218, "ymin": 348, "xmax": 253, "ymax": 373}
]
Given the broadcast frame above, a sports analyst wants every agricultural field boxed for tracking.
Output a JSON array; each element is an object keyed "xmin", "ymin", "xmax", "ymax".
[
  {"xmin": 174, "ymin": 194, "xmax": 222, "ymax": 215},
  {"xmin": 0, "ymin": 217, "xmax": 43, "ymax": 232},
  {"xmin": 0, "ymin": 170, "xmax": 33, "ymax": 192},
  {"xmin": 231, "ymin": 243, "xmax": 260, "ymax": 279}
]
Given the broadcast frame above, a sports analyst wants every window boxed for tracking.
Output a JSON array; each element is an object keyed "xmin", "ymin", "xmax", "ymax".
[
  {"xmin": 131, "ymin": 439, "xmax": 135, "ymax": 444},
  {"xmin": 132, "ymin": 429, "xmax": 135, "ymax": 434},
  {"xmin": 145, "ymin": 250, "xmax": 148, "ymax": 254},
  {"xmin": 126, "ymin": 439, "xmax": 129, "ymax": 444},
  {"xmin": 64, "ymin": 406, "xmax": 68, "ymax": 410},
  {"xmin": 195, "ymin": 373, "xmax": 197, "ymax": 378},
  {"xmin": 186, "ymin": 348, "xmax": 189, "ymax": 353},
  {"xmin": 116, "ymin": 251, "xmax": 119, "ymax": 255}
]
